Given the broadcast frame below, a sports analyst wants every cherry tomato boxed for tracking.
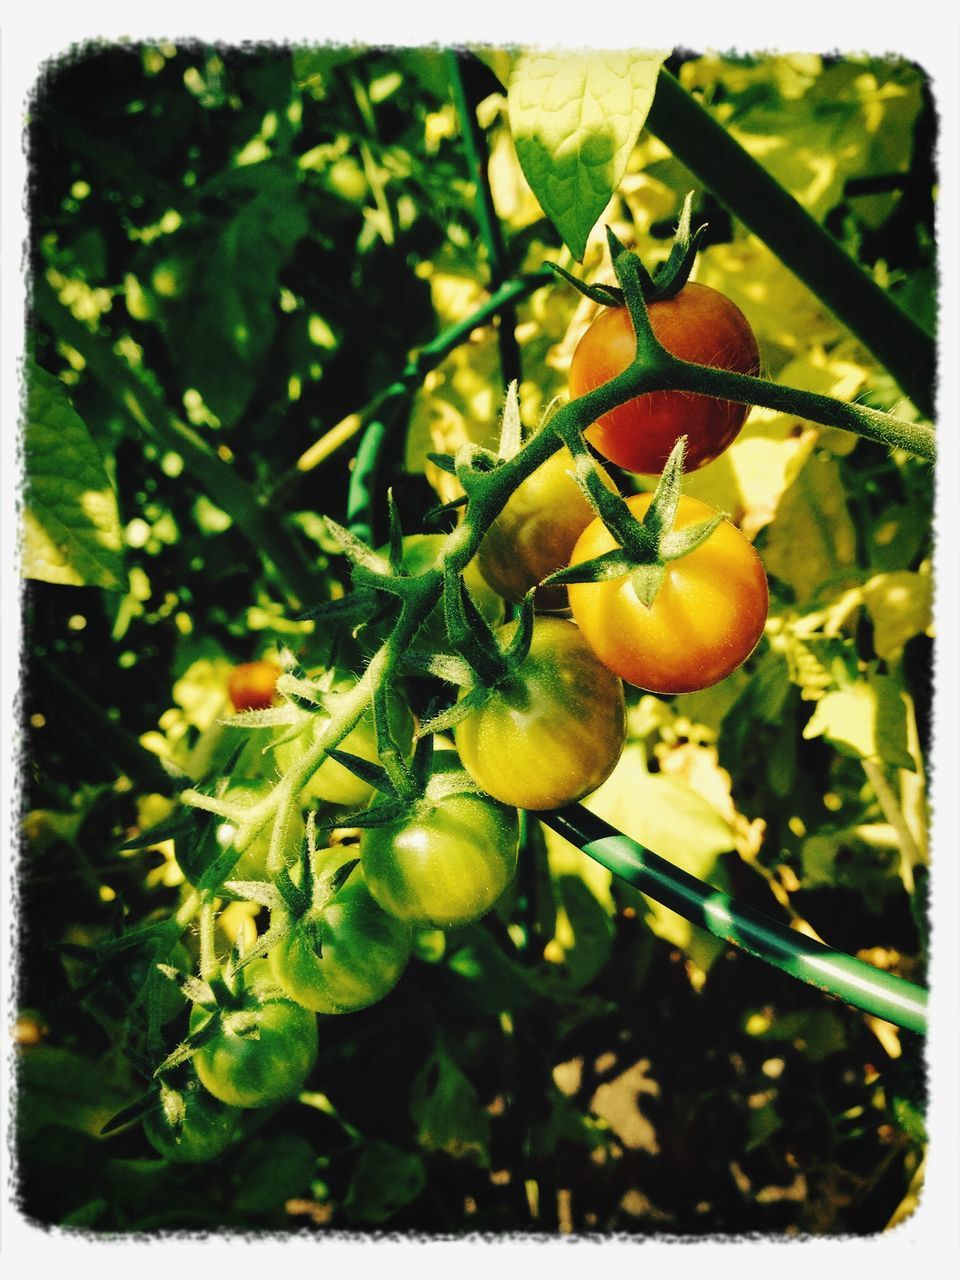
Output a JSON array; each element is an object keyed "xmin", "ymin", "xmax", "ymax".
[
  {"xmin": 228, "ymin": 661, "xmax": 281, "ymax": 711},
  {"xmin": 568, "ymin": 284, "xmax": 760, "ymax": 474},
  {"xmin": 477, "ymin": 445, "xmax": 618, "ymax": 610},
  {"xmin": 360, "ymin": 753, "xmax": 519, "ymax": 928},
  {"xmin": 189, "ymin": 960, "xmax": 318, "ymax": 1108},
  {"xmin": 568, "ymin": 493, "xmax": 768, "ymax": 694},
  {"xmin": 270, "ymin": 850, "xmax": 412, "ymax": 1013},
  {"xmin": 455, "ymin": 617, "xmax": 626, "ymax": 810},
  {"xmin": 271, "ymin": 671, "xmax": 415, "ymax": 810},
  {"xmin": 213, "ymin": 778, "xmax": 305, "ymax": 881},
  {"xmin": 144, "ymin": 1078, "xmax": 241, "ymax": 1163}
]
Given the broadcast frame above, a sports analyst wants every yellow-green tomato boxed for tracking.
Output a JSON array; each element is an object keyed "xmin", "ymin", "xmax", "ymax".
[
  {"xmin": 189, "ymin": 960, "xmax": 318, "ymax": 1109},
  {"xmin": 214, "ymin": 778, "xmax": 304, "ymax": 881},
  {"xmin": 455, "ymin": 617, "xmax": 626, "ymax": 810},
  {"xmin": 272, "ymin": 672, "xmax": 415, "ymax": 810},
  {"xmin": 361, "ymin": 755, "xmax": 519, "ymax": 928},
  {"xmin": 270, "ymin": 851, "xmax": 412, "ymax": 1014},
  {"xmin": 477, "ymin": 446, "xmax": 618, "ymax": 610}
]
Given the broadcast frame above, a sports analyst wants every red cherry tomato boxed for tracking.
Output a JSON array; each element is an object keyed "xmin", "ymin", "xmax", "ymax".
[
  {"xmin": 228, "ymin": 661, "xmax": 281, "ymax": 712},
  {"xmin": 568, "ymin": 284, "xmax": 760, "ymax": 474}
]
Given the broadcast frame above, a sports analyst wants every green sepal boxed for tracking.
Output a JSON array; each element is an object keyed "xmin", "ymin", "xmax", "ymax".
[
  {"xmin": 397, "ymin": 649, "xmax": 475, "ymax": 686},
  {"xmin": 101, "ymin": 1087, "xmax": 164, "ymax": 1137},
  {"xmin": 221, "ymin": 880, "xmax": 282, "ymax": 909},
  {"xmin": 649, "ymin": 191, "xmax": 707, "ymax": 301},
  {"xmin": 314, "ymin": 795, "xmax": 409, "ymax": 832},
  {"xmin": 386, "ymin": 488, "xmax": 404, "ymax": 572},
  {"xmin": 422, "ymin": 494, "xmax": 468, "ymax": 529},
  {"xmin": 155, "ymin": 1009, "xmax": 225, "ymax": 1075},
  {"xmin": 414, "ymin": 683, "xmax": 493, "ymax": 740},
  {"xmin": 640, "ymin": 434, "xmax": 686, "ymax": 543},
  {"xmin": 426, "ymin": 451, "xmax": 458, "ymax": 476},
  {"xmin": 546, "ymin": 260, "xmax": 625, "ymax": 309},
  {"xmin": 497, "ymin": 381, "xmax": 523, "ymax": 461},
  {"xmin": 372, "ymin": 681, "xmax": 417, "ymax": 799},
  {"xmin": 443, "ymin": 569, "xmax": 508, "ymax": 688},
  {"xmin": 630, "ymin": 563, "xmax": 667, "ymax": 609},
  {"xmin": 660, "ymin": 513, "xmax": 724, "ymax": 562},
  {"xmin": 323, "ymin": 744, "xmax": 395, "ymax": 797},
  {"xmin": 324, "ymin": 517, "xmax": 391, "ymax": 572},
  {"xmin": 542, "ymin": 547, "xmax": 635, "ymax": 588},
  {"xmin": 119, "ymin": 806, "xmax": 200, "ymax": 851},
  {"xmin": 296, "ymin": 588, "xmax": 384, "ymax": 627},
  {"xmin": 503, "ymin": 590, "xmax": 536, "ymax": 667}
]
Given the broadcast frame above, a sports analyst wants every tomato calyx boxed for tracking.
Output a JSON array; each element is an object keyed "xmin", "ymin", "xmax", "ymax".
[
  {"xmin": 543, "ymin": 436, "xmax": 724, "ymax": 609},
  {"xmin": 549, "ymin": 191, "xmax": 707, "ymax": 312}
]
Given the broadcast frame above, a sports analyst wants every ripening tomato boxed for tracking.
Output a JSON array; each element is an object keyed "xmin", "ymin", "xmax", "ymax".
[
  {"xmin": 144, "ymin": 1078, "xmax": 241, "ymax": 1163},
  {"xmin": 228, "ymin": 661, "xmax": 281, "ymax": 711},
  {"xmin": 455, "ymin": 617, "xmax": 626, "ymax": 810},
  {"xmin": 568, "ymin": 493, "xmax": 768, "ymax": 694},
  {"xmin": 270, "ymin": 850, "xmax": 412, "ymax": 1013},
  {"xmin": 360, "ymin": 752, "xmax": 519, "ymax": 928},
  {"xmin": 568, "ymin": 285, "xmax": 760, "ymax": 474},
  {"xmin": 271, "ymin": 671, "xmax": 415, "ymax": 810},
  {"xmin": 476, "ymin": 445, "xmax": 618, "ymax": 610},
  {"xmin": 189, "ymin": 960, "xmax": 318, "ymax": 1109}
]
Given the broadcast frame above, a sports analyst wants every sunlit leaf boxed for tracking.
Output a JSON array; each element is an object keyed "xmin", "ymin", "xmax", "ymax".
[
  {"xmin": 802, "ymin": 674, "xmax": 914, "ymax": 770},
  {"xmin": 22, "ymin": 362, "xmax": 124, "ymax": 590}
]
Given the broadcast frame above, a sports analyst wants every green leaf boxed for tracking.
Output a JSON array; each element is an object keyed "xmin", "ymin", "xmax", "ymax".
[
  {"xmin": 550, "ymin": 875, "xmax": 615, "ymax": 991},
  {"xmin": 508, "ymin": 51, "xmax": 667, "ymax": 260},
  {"xmin": 231, "ymin": 1134, "xmax": 317, "ymax": 1212},
  {"xmin": 762, "ymin": 453, "xmax": 858, "ymax": 603},
  {"xmin": 862, "ymin": 569, "xmax": 933, "ymax": 663},
  {"xmin": 17, "ymin": 1046, "xmax": 138, "ymax": 1141},
  {"xmin": 22, "ymin": 362, "xmax": 124, "ymax": 590},
  {"xmin": 802, "ymin": 673, "xmax": 914, "ymax": 771},
  {"xmin": 410, "ymin": 1046, "xmax": 490, "ymax": 1167},
  {"xmin": 165, "ymin": 161, "xmax": 309, "ymax": 426},
  {"xmin": 343, "ymin": 1141, "xmax": 426, "ymax": 1224}
]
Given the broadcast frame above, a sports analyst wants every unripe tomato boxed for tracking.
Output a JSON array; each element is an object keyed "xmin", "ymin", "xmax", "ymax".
[
  {"xmin": 228, "ymin": 661, "xmax": 281, "ymax": 712},
  {"xmin": 455, "ymin": 617, "xmax": 626, "ymax": 810},
  {"xmin": 270, "ymin": 850, "xmax": 412, "ymax": 1013},
  {"xmin": 477, "ymin": 446, "xmax": 618, "ymax": 610},
  {"xmin": 189, "ymin": 960, "xmax": 318, "ymax": 1109},
  {"xmin": 144, "ymin": 1078, "xmax": 241, "ymax": 1163},
  {"xmin": 568, "ymin": 284, "xmax": 760, "ymax": 474},
  {"xmin": 360, "ymin": 753, "xmax": 519, "ymax": 928},
  {"xmin": 568, "ymin": 493, "xmax": 768, "ymax": 694},
  {"xmin": 272, "ymin": 671, "xmax": 415, "ymax": 810}
]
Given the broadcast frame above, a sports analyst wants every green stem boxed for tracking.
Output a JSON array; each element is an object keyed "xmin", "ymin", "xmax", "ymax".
[
  {"xmin": 447, "ymin": 50, "xmax": 521, "ymax": 387},
  {"xmin": 541, "ymin": 807, "xmax": 927, "ymax": 1035},
  {"xmin": 33, "ymin": 278, "xmax": 317, "ymax": 611},
  {"xmin": 659, "ymin": 357, "xmax": 936, "ymax": 463},
  {"xmin": 647, "ymin": 69, "xmax": 935, "ymax": 420}
]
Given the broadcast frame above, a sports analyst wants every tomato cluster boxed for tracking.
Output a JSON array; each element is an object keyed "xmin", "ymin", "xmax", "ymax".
[{"xmin": 143, "ymin": 276, "xmax": 768, "ymax": 1156}]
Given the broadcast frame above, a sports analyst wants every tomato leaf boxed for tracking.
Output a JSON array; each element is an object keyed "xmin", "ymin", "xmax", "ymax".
[
  {"xmin": 409, "ymin": 1046, "xmax": 490, "ymax": 1167},
  {"xmin": 343, "ymin": 1141, "xmax": 426, "ymax": 1224},
  {"xmin": 802, "ymin": 673, "xmax": 915, "ymax": 771},
  {"xmin": 508, "ymin": 51, "xmax": 667, "ymax": 260},
  {"xmin": 22, "ymin": 362, "xmax": 124, "ymax": 590}
]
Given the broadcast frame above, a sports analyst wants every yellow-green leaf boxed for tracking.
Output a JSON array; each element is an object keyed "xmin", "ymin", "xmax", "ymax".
[
  {"xmin": 508, "ymin": 51, "xmax": 667, "ymax": 260},
  {"xmin": 802, "ymin": 674, "xmax": 914, "ymax": 770},
  {"xmin": 862, "ymin": 567, "xmax": 933, "ymax": 662},
  {"xmin": 762, "ymin": 453, "xmax": 857, "ymax": 603},
  {"xmin": 22, "ymin": 362, "xmax": 124, "ymax": 590}
]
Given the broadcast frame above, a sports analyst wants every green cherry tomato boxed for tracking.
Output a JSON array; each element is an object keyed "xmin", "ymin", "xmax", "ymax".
[
  {"xmin": 271, "ymin": 671, "xmax": 415, "ymax": 810},
  {"xmin": 270, "ymin": 849, "xmax": 412, "ymax": 1014},
  {"xmin": 477, "ymin": 445, "xmax": 618, "ymax": 610},
  {"xmin": 455, "ymin": 617, "xmax": 626, "ymax": 810},
  {"xmin": 214, "ymin": 778, "xmax": 305, "ymax": 881},
  {"xmin": 144, "ymin": 1078, "xmax": 241, "ymax": 1163},
  {"xmin": 189, "ymin": 960, "xmax": 318, "ymax": 1109},
  {"xmin": 568, "ymin": 493, "xmax": 769, "ymax": 693},
  {"xmin": 361, "ymin": 753, "xmax": 519, "ymax": 928}
]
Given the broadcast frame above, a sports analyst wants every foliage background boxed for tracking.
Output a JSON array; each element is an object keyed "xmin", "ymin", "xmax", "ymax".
[{"xmin": 14, "ymin": 43, "xmax": 935, "ymax": 1236}]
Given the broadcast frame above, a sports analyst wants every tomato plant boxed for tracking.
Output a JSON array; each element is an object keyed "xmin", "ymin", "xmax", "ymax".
[
  {"xmin": 228, "ymin": 660, "xmax": 281, "ymax": 712},
  {"xmin": 212, "ymin": 778, "xmax": 304, "ymax": 881},
  {"xmin": 455, "ymin": 617, "xmax": 626, "ymax": 810},
  {"xmin": 476, "ymin": 445, "xmax": 617, "ymax": 609},
  {"xmin": 568, "ymin": 284, "xmax": 760, "ymax": 474},
  {"xmin": 360, "ymin": 753, "xmax": 519, "ymax": 928},
  {"xmin": 188, "ymin": 960, "xmax": 319, "ymax": 1108},
  {"xmin": 568, "ymin": 493, "xmax": 769, "ymax": 693},
  {"xmin": 143, "ymin": 1078, "xmax": 242, "ymax": 1163},
  {"xmin": 270, "ymin": 851, "xmax": 412, "ymax": 1014}
]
